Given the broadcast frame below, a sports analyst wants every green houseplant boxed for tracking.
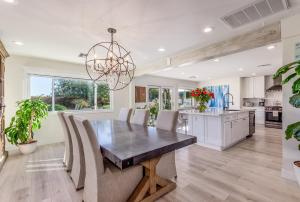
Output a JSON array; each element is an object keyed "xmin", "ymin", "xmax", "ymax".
[
  {"xmin": 5, "ymin": 98, "xmax": 48, "ymax": 154},
  {"xmin": 273, "ymin": 60, "xmax": 300, "ymax": 185}
]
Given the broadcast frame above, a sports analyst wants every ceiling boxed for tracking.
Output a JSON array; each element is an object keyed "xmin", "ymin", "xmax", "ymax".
[
  {"xmin": 1, "ymin": 0, "xmax": 300, "ymax": 67},
  {"xmin": 150, "ymin": 42, "xmax": 283, "ymax": 81}
]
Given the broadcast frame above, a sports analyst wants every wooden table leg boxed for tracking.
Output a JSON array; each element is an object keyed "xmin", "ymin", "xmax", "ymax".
[{"xmin": 128, "ymin": 156, "xmax": 176, "ymax": 202}]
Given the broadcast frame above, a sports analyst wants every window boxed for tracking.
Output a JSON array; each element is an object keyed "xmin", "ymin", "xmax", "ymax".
[
  {"xmin": 29, "ymin": 75, "xmax": 112, "ymax": 111},
  {"xmin": 178, "ymin": 88, "xmax": 193, "ymax": 108}
]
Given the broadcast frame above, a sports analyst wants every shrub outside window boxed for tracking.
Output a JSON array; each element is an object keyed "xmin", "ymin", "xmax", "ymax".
[{"xmin": 29, "ymin": 75, "xmax": 112, "ymax": 111}]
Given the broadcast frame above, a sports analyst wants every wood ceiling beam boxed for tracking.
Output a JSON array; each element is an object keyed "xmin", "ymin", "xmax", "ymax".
[{"xmin": 136, "ymin": 22, "xmax": 281, "ymax": 76}]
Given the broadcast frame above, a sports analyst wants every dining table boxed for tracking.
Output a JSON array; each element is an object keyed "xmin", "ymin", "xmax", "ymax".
[{"xmin": 90, "ymin": 119, "xmax": 197, "ymax": 202}]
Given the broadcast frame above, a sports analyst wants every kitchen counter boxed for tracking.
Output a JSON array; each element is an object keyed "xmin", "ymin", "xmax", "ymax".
[{"xmin": 179, "ymin": 109, "xmax": 255, "ymax": 116}]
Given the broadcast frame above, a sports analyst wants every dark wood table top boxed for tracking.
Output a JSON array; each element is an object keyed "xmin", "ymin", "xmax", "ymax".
[{"xmin": 89, "ymin": 119, "xmax": 197, "ymax": 169}]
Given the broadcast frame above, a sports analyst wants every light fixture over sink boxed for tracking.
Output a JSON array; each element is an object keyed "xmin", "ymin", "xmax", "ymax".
[{"xmin": 83, "ymin": 28, "xmax": 136, "ymax": 91}]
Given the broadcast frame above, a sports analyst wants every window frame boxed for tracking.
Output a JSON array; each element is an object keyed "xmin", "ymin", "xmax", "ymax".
[{"xmin": 28, "ymin": 74, "xmax": 113, "ymax": 112}]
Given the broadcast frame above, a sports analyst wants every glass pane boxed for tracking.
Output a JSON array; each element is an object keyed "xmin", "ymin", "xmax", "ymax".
[
  {"xmin": 30, "ymin": 76, "xmax": 52, "ymax": 111},
  {"xmin": 148, "ymin": 88, "xmax": 159, "ymax": 102},
  {"xmin": 178, "ymin": 89, "xmax": 192, "ymax": 108},
  {"xmin": 96, "ymin": 83, "xmax": 110, "ymax": 109},
  {"xmin": 54, "ymin": 78, "xmax": 94, "ymax": 111},
  {"xmin": 162, "ymin": 88, "xmax": 172, "ymax": 110}
]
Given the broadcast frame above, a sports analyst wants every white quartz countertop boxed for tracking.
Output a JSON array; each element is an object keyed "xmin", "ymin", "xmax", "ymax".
[{"xmin": 179, "ymin": 109, "xmax": 255, "ymax": 116}]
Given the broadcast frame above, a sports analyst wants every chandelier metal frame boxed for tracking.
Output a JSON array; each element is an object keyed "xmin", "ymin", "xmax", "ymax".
[{"xmin": 85, "ymin": 28, "xmax": 136, "ymax": 91}]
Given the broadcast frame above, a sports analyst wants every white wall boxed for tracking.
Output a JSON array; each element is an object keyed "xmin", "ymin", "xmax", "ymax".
[
  {"xmin": 130, "ymin": 75, "xmax": 198, "ymax": 110},
  {"xmin": 5, "ymin": 55, "xmax": 130, "ymax": 151},
  {"xmin": 281, "ymin": 14, "xmax": 300, "ymax": 181},
  {"xmin": 198, "ymin": 77, "xmax": 241, "ymax": 109}
]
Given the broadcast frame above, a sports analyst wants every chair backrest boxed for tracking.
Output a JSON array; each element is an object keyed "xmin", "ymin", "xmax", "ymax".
[
  {"xmin": 57, "ymin": 112, "xmax": 73, "ymax": 170},
  {"xmin": 131, "ymin": 109, "xmax": 149, "ymax": 126},
  {"xmin": 64, "ymin": 113, "xmax": 85, "ymax": 188},
  {"xmin": 118, "ymin": 108, "xmax": 132, "ymax": 122},
  {"xmin": 73, "ymin": 117, "xmax": 104, "ymax": 177},
  {"xmin": 156, "ymin": 110, "xmax": 179, "ymax": 132}
]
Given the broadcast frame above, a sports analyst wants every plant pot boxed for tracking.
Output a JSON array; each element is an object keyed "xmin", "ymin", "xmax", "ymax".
[
  {"xmin": 293, "ymin": 161, "xmax": 300, "ymax": 186},
  {"xmin": 18, "ymin": 140, "xmax": 37, "ymax": 154}
]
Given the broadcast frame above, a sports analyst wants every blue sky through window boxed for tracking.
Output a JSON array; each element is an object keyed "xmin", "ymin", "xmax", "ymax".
[{"xmin": 30, "ymin": 76, "xmax": 52, "ymax": 96}]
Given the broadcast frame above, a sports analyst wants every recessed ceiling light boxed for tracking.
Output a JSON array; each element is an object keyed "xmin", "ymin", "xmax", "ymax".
[
  {"xmin": 267, "ymin": 45, "xmax": 275, "ymax": 50},
  {"xmin": 203, "ymin": 27, "xmax": 213, "ymax": 33},
  {"xmin": 158, "ymin": 47, "xmax": 165, "ymax": 52},
  {"xmin": 13, "ymin": 41, "xmax": 24, "ymax": 46},
  {"xmin": 3, "ymin": 0, "xmax": 15, "ymax": 3},
  {"xmin": 181, "ymin": 72, "xmax": 185, "ymax": 75},
  {"xmin": 238, "ymin": 68, "xmax": 244, "ymax": 71},
  {"xmin": 213, "ymin": 58, "xmax": 220, "ymax": 62},
  {"xmin": 251, "ymin": 73, "xmax": 256, "ymax": 76}
]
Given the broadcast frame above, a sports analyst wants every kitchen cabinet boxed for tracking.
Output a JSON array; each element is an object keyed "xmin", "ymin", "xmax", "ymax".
[
  {"xmin": 181, "ymin": 110, "xmax": 250, "ymax": 151},
  {"xmin": 192, "ymin": 116, "xmax": 205, "ymax": 143},
  {"xmin": 243, "ymin": 107, "xmax": 265, "ymax": 125},
  {"xmin": 242, "ymin": 76, "xmax": 265, "ymax": 98}
]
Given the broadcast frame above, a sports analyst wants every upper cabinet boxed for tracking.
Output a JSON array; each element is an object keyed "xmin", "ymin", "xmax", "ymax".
[{"xmin": 241, "ymin": 76, "xmax": 265, "ymax": 98}]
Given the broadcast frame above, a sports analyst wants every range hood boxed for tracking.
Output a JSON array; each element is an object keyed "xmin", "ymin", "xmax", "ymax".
[{"xmin": 265, "ymin": 75, "xmax": 282, "ymax": 91}]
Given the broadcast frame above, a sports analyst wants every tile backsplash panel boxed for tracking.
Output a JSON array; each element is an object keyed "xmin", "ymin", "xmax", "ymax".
[{"xmin": 265, "ymin": 90, "xmax": 282, "ymax": 106}]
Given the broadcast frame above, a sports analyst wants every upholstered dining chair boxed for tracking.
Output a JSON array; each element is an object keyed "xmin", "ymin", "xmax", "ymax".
[
  {"xmin": 155, "ymin": 110, "xmax": 179, "ymax": 180},
  {"xmin": 64, "ymin": 113, "xmax": 85, "ymax": 190},
  {"xmin": 58, "ymin": 112, "xmax": 73, "ymax": 172},
  {"xmin": 130, "ymin": 109, "xmax": 150, "ymax": 126},
  {"xmin": 74, "ymin": 117, "xmax": 143, "ymax": 202},
  {"xmin": 118, "ymin": 108, "xmax": 132, "ymax": 122}
]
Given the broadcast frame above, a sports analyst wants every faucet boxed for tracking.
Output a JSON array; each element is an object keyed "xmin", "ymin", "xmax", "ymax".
[{"xmin": 223, "ymin": 93, "xmax": 234, "ymax": 110}]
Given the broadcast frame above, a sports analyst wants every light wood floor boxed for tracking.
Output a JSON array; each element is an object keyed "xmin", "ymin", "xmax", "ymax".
[{"xmin": 1, "ymin": 126, "xmax": 299, "ymax": 202}]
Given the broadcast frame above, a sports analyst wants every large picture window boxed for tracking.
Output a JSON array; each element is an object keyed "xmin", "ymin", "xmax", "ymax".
[{"xmin": 29, "ymin": 75, "xmax": 112, "ymax": 111}]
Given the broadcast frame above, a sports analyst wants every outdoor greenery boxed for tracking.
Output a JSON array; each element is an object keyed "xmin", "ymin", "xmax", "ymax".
[
  {"xmin": 5, "ymin": 98, "xmax": 48, "ymax": 145},
  {"xmin": 162, "ymin": 89, "xmax": 172, "ymax": 110},
  {"xmin": 273, "ymin": 60, "xmax": 300, "ymax": 150},
  {"xmin": 32, "ymin": 77, "xmax": 110, "ymax": 111}
]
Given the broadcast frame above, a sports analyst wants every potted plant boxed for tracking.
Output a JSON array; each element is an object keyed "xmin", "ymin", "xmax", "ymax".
[
  {"xmin": 190, "ymin": 88, "xmax": 214, "ymax": 112},
  {"xmin": 5, "ymin": 98, "xmax": 48, "ymax": 154},
  {"xmin": 273, "ymin": 60, "xmax": 300, "ymax": 185}
]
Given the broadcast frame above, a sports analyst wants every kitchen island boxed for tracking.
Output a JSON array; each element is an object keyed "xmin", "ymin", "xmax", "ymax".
[{"xmin": 179, "ymin": 109, "xmax": 254, "ymax": 151}]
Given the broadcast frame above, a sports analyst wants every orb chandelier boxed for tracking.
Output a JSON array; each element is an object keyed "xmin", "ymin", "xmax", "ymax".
[{"xmin": 85, "ymin": 28, "xmax": 136, "ymax": 91}]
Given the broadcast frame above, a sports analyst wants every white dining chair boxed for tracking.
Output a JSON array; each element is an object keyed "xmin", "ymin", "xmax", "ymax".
[
  {"xmin": 64, "ymin": 113, "xmax": 85, "ymax": 190},
  {"xmin": 73, "ymin": 117, "xmax": 143, "ymax": 202},
  {"xmin": 57, "ymin": 112, "xmax": 73, "ymax": 172},
  {"xmin": 118, "ymin": 108, "xmax": 132, "ymax": 122},
  {"xmin": 130, "ymin": 109, "xmax": 149, "ymax": 126},
  {"xmin": 155, "ymin": 110, "xmax": 179, "ymax": 180}
]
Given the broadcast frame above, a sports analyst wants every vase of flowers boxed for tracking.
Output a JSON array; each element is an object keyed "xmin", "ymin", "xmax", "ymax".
[{"xmin": 191, "ymin": 88, "xmax": 214, "ymax": 112}]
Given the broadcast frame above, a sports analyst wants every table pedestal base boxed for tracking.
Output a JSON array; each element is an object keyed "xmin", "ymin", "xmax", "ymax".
[{"xmin": 128, "ymin": 157, "xmax": 176, "ymax": 202}]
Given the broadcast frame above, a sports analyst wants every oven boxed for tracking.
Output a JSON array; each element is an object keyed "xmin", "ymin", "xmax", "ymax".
[{"xmin": 265, "ymin": 106, "xmax": 282, "ymax": 129}]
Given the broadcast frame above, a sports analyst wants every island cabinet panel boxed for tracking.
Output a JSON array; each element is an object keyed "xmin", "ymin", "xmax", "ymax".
[
  {"xmin": 192, "ymin": 116, "xmax": 205, "ymax": 143},
  {"xmin": 223, "ymin": 121, "xmax": 232, "ymax": 147},
  {"xmin": 205, "ymin": 116, "xmax": 222, "ymax": 146}
]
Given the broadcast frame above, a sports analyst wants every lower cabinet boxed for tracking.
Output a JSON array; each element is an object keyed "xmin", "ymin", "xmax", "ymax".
[
  {"xmin": 185, "ymin": 113, "xmax": 249, "ymax": 150},
  {"xmin": 192, "ymin": 116, "xmax": 205, "ymax": 143}
]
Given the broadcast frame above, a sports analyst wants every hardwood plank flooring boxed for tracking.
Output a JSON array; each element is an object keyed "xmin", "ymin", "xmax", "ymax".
[{"xmin": 1, "ymin": 126, "xmax": 299, "ymax": 202}]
